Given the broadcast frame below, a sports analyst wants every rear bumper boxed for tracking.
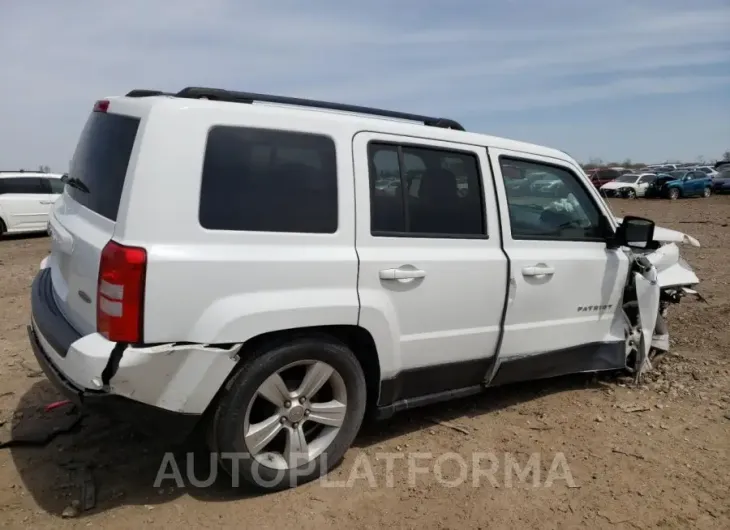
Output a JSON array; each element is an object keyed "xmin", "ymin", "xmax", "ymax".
[{"xmin": 28, "ymin": 269, "xmax": 201, "ymax": 440}]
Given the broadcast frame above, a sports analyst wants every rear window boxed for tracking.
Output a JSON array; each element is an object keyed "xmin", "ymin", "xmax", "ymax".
[
  {"xmin": 199, "ymin": 126, "xmax": 337, "ymax": 233},
  {"xmin": 66, "ymin": 112, "xmax": 140, "ymax": 221}
]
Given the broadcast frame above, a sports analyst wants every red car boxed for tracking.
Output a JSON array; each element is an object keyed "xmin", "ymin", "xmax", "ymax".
[{"xmin": 587, "ymin": 168, "xmax": 631, "ymax": 189}]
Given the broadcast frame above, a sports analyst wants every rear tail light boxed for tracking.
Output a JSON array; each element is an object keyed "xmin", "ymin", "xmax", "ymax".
[{"xmin": 97, "ymin": 240, "xmax": 147, "ymax": 343}]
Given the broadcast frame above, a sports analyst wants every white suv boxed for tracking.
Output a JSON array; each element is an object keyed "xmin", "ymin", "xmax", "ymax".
[
  {"xmin": 0, "ymin": 171, "xmax": 65, "ymax": 237},
  {"xmin": 28, "ymin": 87, "xmax": 701, "ymax": 491}
]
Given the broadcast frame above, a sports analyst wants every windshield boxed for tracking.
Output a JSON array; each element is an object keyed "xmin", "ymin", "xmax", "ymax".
[
  {"xmin": 615, "ymin": 174, "xmax": 639, "ymax": 183},
  {"xmin": 669, "ymin": 171, "xmax": 686, "ymax": 179}
]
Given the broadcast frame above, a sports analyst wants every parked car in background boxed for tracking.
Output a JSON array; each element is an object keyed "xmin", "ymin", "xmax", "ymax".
[
  {"xmin": 599, "ymin": 172, "xmax": 657, "ymax": 198},
  {"xmin": 645, "ymin": 170, "xmax": 712, "ymax": 199},
  {"xmin": 690, "ymin": 166, "xmax": 719, "ymax": 179},
  {"xmin": 588, "ymin": 168, "xmax": 628, "ymax": 189},
  {"xmin": 712, "ymin": 167, "xmax": 730, "ymax": 193},
  {"xmin": 0, "ymin": 171, "xmax": 65, "ymax": 237}
]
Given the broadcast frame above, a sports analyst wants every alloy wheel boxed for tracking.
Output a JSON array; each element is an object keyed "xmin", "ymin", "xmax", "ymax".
[{"xmin": 242, "ymin": 360, "xmax": 347, "ymax": 470}]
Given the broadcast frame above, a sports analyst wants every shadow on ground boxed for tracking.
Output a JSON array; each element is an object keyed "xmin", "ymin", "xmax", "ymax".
[
  {"xmin": 8, "ymin": 372, "xmax": 612, "ymax": 518},
  {"xmin": 0, "ymin": 232, "xmax": 48, "ymax": 242}
]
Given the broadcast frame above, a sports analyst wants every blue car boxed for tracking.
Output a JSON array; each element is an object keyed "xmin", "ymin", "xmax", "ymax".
[{"xmin": 644, "ymin": 170, "xmax": 712, "ymax": 200}]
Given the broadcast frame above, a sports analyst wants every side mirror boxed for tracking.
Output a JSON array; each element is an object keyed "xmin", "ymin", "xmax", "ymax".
[
  {"xmin": 614, "ymin": 216, "xmax": 655, "ymax": 249},
  {"xmin": 61, "ymin": 173, "xmax": 69, "ymax": 183}
]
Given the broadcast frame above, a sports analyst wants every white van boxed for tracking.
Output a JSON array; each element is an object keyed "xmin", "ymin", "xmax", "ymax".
[
  {"xmin": 0, "ymin": 171, "xmax": 65, "ymax": 236},
  {"xmin": 28, "ymin": 87, "xmax": 701, "ymax": 491}
]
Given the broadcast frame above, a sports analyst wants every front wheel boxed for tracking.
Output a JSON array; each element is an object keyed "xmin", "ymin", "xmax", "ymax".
[
  {"xmin": 668, "ymin": 188, "xmax": 680, "ymax": 200},
  {"xmin": 703, "ymin": 187, "xmax": 711, "ymax": 198},
  {"xmin": 624, "ymin": 188, "xmax": 637, "ymax": 199},
  {"xmin": 210, "ymin": 336, "xmax": 367, "ymax": 491}
]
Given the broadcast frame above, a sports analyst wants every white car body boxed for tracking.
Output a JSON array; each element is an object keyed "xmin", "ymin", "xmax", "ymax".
[
  {"xmin": 690, "ymin": 166, "xmax": 719, "ymax": 179},
  {"xmin": 0, "ymin": 172, "xmax": 65, "ymax": 235},
  {"xmin": 27, "ymin": 88, "xmax": 702, "ymax": 489},
  {"xmin": 600, "ymin": 173, "xmax": 657, "ymax": 197}
]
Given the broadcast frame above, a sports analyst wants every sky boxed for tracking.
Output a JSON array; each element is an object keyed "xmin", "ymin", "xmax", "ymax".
[{"xmin": 1, "ymin": 0, "xmax": 729, "ymax": 171}]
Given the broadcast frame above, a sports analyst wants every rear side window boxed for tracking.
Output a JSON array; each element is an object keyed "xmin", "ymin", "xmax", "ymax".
[
  {"xmin": 67, "ymin": 112, "xmax": 140, "ymax": 221},
  {"xmin": 367, "ymin": 142, "xmax": 485, "ymax": 237},
  {"xmin": 199, "ymin": 126, "xmax": 338, "ymax": 233},
  {"xmin": 0, "ymin": 177, "xmax": 45, "ymax": 194}
]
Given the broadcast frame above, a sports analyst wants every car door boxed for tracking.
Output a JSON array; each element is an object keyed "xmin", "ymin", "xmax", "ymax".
[
  {"xmin": 637, "ymin": 174, "xmax": 654, "ymax": 196},
  {"xmin": 0, "ymin": 177, "xmax": 48, "ymax": 230},
  {"xmin": 487, "ymin": 148, "xmax": 630, "ymax": 383},
  {"xmin": 353, "ymin": 132, "xmax": 508, "ymax": 404},
  {"xmin": 692, "ymin": 171, "xmax": 707, "ymax": 194},
  {"xmin": 681, "ymin": 173, "xmax": 696, "ymax": 195}
]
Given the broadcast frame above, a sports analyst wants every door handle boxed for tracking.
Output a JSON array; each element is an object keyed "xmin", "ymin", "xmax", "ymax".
[
  {"xmin": 40, "ymin": 200, "xmax": 54, "ymax": 204},
  {"xmin": 522, "ymin": 264, "xmax": 555, "ymax": 277},
  {"xmin": 379, "ymin": 267, "xmax": 426, "ymax": 280}
]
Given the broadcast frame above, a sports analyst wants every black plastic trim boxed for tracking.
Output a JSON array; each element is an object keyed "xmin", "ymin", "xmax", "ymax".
[
  {"xmin": 488, "ymin": 341, "xmax": 625, "ymax": 387},
  {"xmin": 378, "ymin": 357, "xmax": 492, "ymax": 407},
  {"xmin": 375, "ymin": 341, "xmax": 625, "ymax": 419},
  {"xmin": 30, "ymin": 268, "xmax": 81, "ymax": 358}
]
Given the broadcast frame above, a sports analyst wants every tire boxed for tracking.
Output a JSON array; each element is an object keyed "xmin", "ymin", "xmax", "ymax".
[
  {"xmin": 209, "ymin": 336, "xmax": 367, "ymax": 491},
  {"xmin": 0, "ymin": 218, "xmax": 6, "ymax": 238},
  {"xmin": 624, "ymin": 188, "xmax": 636, "ymax": 199},
  {"xmin": 703, "ymin": 187, "xmax": 711, "ymax": 198},
  {"xmin": 668, "ymin": 188, "xmax": 680, "ymax": 200}
]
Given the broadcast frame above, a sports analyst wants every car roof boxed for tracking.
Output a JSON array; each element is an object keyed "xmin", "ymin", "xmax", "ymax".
[
  {"xmin": 104, "ymin": 87, "xmax": 577, "ymax": 166},
  {"xmin": 0, "ymin": 172, "xmax": 63, "ymax": 179}
]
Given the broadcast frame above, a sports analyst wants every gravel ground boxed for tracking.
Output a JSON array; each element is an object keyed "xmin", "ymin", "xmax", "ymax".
[{"xmin": 0, "ymin": 197, "xmax": 728, "ymax": 529}]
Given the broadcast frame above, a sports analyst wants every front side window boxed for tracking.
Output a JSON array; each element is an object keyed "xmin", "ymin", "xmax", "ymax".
[
  {"xmin": 499, "ymin": 157, "xmax": 605, "ymax": 241},
  {"xmin": 199, "ymin": 126, "xmax": 338, "ymax": 233},
  {"xmin": 368, "ymin": 142, "xmax": 485, "ymax": 237}
]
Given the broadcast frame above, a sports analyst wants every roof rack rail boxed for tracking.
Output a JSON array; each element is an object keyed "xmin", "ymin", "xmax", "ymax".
[{"xmin": 123, "ymin": 86, "xmax": 466, "ymax": 131}]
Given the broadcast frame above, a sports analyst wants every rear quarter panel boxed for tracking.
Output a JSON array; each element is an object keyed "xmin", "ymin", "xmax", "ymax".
[{"xmin": 114, "ymin": 102, "xmax": 360, "ymax": 344}]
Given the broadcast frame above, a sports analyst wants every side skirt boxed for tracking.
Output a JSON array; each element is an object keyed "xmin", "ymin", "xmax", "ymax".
[{"xmin": 374, "ymin": 341, "xmax": 625, "ymax": 420}]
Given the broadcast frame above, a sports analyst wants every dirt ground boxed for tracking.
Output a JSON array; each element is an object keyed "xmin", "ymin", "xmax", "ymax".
[{"xmin": 0, "ymin": 197, "xmax": 728, "ymax": 529}]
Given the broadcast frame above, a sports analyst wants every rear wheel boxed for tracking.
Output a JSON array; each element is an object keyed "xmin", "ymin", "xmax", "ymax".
[
  {"xmin": 0, "ymin": 218, "xmax": 6, "ymax": 238},
  {"xmin": 703, "ymin": 187, "xmax": 711, "ymax": 198},
  {"xmin": 668, "ymin": 188, "xmax": 680, "ymax": 200},
  {"xmin": 210, "ymin": 336, "xmax": 367, "ymax": 491}
]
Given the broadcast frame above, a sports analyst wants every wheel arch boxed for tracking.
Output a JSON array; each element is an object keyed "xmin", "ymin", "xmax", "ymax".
[{"xmin": 202, "ymin": 324, "xmax": 382, "ymax": 420}]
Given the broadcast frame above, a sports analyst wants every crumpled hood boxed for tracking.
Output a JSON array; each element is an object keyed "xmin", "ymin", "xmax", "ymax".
[
  {"xmin": 653, "ymin": 178, "xmax": 680, "ymax": 187},
  {"xmin": 614, "ymin": 217, "xmax": 701, "ymax": 247},
  {"xmin": 601, "ymin": 181, "xmax": 631, "ymax": 190}
]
